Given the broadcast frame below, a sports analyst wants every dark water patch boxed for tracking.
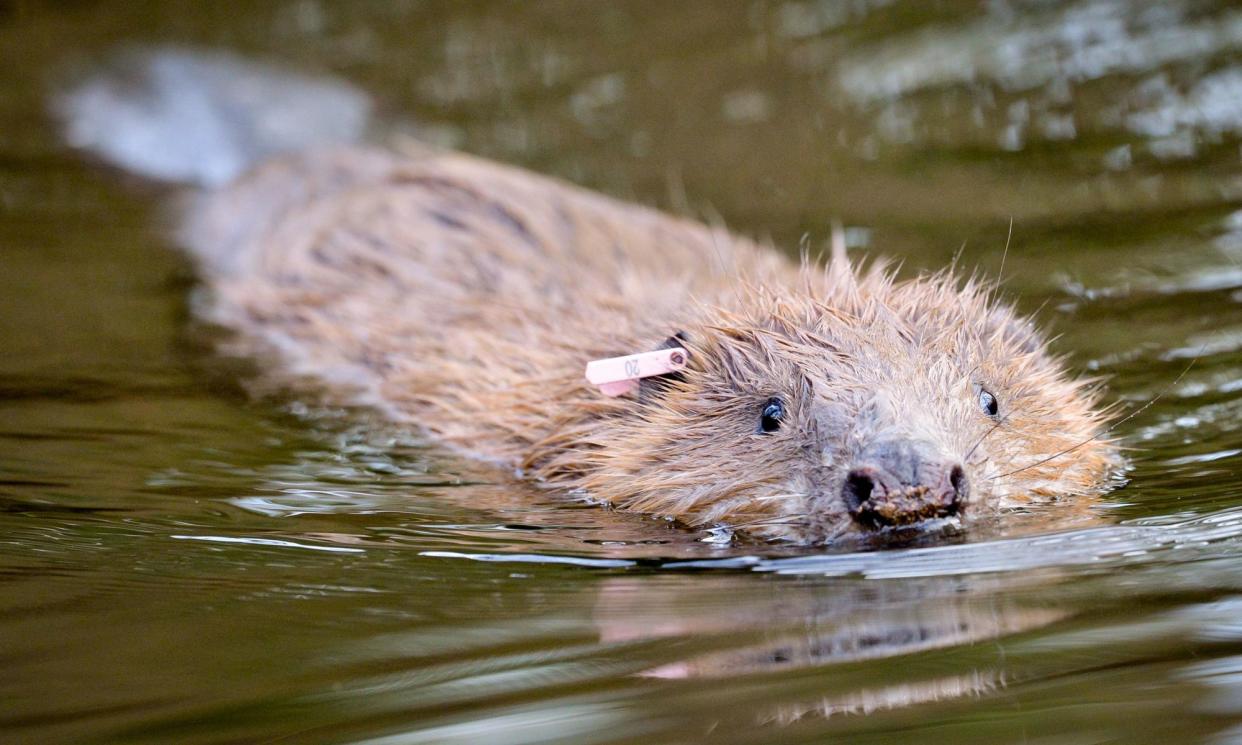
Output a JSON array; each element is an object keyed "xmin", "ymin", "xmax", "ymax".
[{"xmin": 0, "ymin": 495, "xmax": 120, "ymax": 512}]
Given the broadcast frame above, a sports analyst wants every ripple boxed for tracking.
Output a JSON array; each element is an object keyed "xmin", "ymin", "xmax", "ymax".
[
  {"xmin": 420, "ymin": 551, "xmax": 635, "ymax": 569},
  {"xmin": 170, "ymin": 534, "xmax": 366, "ymax": 554},
  {"xmin": 759, "ymin": 507, "xmax": 1242, "ymax": 577},
  {"xmin": 838, "ymin": 2, "xmax": 1242, "ymax": 104},
  {"xmin": 419, "ymin": 506, "xmax": 1242, "ymax": 579},
  {"xmin": 349, "ymin": 703, "xmax": 631, "ymax": 745}
]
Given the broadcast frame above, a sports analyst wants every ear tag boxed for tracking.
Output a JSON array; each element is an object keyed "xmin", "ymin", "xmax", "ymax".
[{"xmin": 585, "ymin": 347, "xmax": 689, "ymax": 397}]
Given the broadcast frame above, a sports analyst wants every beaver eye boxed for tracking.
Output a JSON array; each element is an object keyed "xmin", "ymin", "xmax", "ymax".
[
  {"xmin": 759, "ymin": 398, "xmax": 785, "ymax": 433},
  {"xmin": 979, "ymin": 389, "xmax": 999, "ymax": 417}
]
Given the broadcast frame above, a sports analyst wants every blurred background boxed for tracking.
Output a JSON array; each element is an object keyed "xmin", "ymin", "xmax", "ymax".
[{"xmin": 7, "ymin": 1, "xmax": 1242, "ymax": 743}]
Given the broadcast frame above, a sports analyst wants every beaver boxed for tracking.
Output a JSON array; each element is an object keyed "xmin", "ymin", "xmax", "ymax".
[{"xmin": 57, "ymin": 49, "xmax": 1122, "ymax": 545}]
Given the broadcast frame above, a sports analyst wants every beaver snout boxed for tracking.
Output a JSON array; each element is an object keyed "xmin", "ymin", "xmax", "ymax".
[{"xmin": 842, "ymin": 439, "xmax": 967, "ymax": 529}]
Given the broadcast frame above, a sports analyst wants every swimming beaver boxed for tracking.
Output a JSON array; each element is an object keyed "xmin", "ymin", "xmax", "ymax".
[{"xmin": 58, "ymin": 49, "xmax": 1121, "ymax": 544}]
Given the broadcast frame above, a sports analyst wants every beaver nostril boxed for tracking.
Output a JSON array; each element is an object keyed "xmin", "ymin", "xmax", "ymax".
[
  {"xmin": 842, "ymin": 469, "xmax": 877, "ymax": 513},
  {"xmin": 949, "ymin": 465, "xmax": 966, "ymax": 502},
  {"xmin": 843, "ymin": 458, "xmax": 966, "ymax": 530}
]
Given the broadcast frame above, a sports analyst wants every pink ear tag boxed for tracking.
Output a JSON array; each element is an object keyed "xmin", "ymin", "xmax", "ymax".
[{"xmin": 585, "ymin": 347, "xmax": 689, "ymax": 397}]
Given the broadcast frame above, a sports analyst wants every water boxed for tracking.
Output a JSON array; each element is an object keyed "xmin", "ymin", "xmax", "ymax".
[{"xmin": 6, "ymin": 0, "xmax": 1242, "ymax": 742}]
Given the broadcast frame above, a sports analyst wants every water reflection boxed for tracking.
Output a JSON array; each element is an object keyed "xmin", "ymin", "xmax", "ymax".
[{"xmin": 595, "ymin": 574, "xmax": 1061, "ymax": 719}]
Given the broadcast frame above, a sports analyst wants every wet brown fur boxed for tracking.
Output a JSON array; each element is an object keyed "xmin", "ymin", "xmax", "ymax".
[{"xmin": 182, "ymin": 145, "xmax": 1120, "ymax": 543}]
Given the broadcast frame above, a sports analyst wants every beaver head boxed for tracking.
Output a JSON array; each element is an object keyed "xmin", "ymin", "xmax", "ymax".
[{"xmin": 570, "ymin": 261, "xmax": 1121, "ymax": 545}]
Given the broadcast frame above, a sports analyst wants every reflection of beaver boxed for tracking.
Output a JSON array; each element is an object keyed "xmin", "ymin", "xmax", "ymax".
[
  {"xmin": 59, "ymin": 49, "xmax": 1121, "ymax": 544},
  {"xmin": 593, "ymin": 573, "xmax": 1064, "ymax": 719}
]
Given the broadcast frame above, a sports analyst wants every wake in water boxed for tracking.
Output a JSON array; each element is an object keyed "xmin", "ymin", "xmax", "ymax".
[{"xmin": 420, "ymin": 505, "xmax": 1242, "ymax": 577}]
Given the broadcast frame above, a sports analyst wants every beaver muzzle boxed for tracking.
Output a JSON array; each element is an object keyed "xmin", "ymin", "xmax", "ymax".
[{"xmin": 842, "ymin": 439, "xmax": 967, "ymax": 529}]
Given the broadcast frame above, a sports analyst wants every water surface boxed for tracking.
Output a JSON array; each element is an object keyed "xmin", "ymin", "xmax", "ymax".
[{"xmin": 6, "ymin": 1, "xmax": 1242, "ymax": 743}]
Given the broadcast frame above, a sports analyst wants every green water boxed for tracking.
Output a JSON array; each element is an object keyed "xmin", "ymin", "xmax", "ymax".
[{"xmin": 7, "ymin": 1, "xmax": 1242, "ymax": 742}]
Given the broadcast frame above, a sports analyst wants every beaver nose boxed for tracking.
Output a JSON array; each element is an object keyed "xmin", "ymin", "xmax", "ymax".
[{"xmin": 841, "ymin": 439, "xmax": 967, "ymax": 529}]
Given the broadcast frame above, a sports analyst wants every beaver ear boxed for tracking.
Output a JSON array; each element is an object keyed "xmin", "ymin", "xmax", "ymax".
[
  {"xmin": 639, "ymin": 331, "xmax": 691, "ymax": 399},
  {"xmin": 985, "ymin": 305, "xmax": 1043, "ymax": 356},
  {"xmin": 658, "ymin": 330, "xmax": 690, "ymax": 350}
]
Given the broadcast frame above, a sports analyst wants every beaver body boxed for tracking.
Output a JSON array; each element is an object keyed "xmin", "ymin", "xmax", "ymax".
[
  {"xmin": 180, "ymin": 146, "xmax": 1119, "ymax": 544},
  {"xmin": 60, "ymin": 49, "xmax": 1121, "ymax": 544}
]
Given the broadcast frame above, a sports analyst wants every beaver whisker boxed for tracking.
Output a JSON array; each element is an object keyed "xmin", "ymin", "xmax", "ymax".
[
  {"xmin": 808, "ymin": 521, "xmax": 851, "ymax": 543},
  {"xmin": 753, "ymin": 493, "xmax": 807, "ymax": 502},
  {"xmin": 997, "ymin": 216, "xmax": 1013, "ymax": 285},
  {"xmin": 725, "ymin": 513, "xmax": 812, "ymax": 530},
  {"xmin": 735, "ymin": 519, "xmax": 814, "ymax": 532},
  {"xmin": 991, "ymin": 355, "xmax": 1199, "ymax": 481},
  {"xmin": 964, "ymin": 416, "xmax": 1008, "ymax": 463}
]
